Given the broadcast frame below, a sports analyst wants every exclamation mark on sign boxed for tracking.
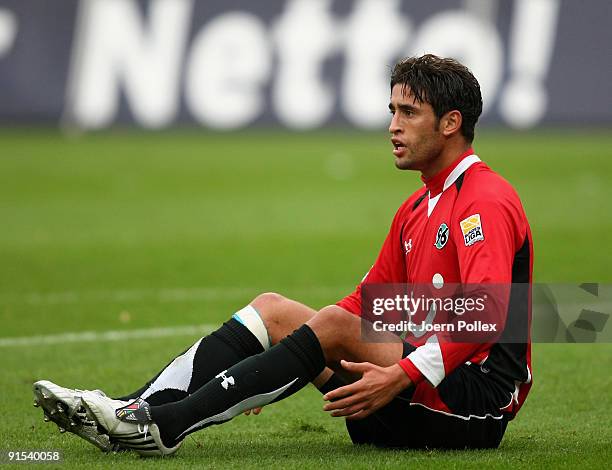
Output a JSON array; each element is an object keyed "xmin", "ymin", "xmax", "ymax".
[
  {"xmin": 499, "ymin": 0, "xmax": 560, "ymax": 128},
  {"xmin": 0, "ymin": 8, "xmax": 17, "ymax": 58}
]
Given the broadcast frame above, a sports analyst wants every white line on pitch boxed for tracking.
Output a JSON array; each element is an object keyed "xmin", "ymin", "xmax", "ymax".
[
  {"xmin": 0, "ymin": 286, "xmax": 349, "ymax": 306},
  {"xmin": 0, "ymin": 324, "xmax": 217, "ymax": 348}
]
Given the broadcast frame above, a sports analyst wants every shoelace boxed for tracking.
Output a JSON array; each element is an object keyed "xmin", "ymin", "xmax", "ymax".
[{"xmin": 137, "ymin": 423, "xmax": 150, "ymax": 440}]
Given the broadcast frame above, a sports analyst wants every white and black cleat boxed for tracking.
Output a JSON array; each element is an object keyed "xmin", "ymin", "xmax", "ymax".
[
  {"xmin": 32, "ymin": 380, "xmax": 125, "ymax": 452},
  {"xmin": 82, "ymin": 394, "xmax": 182, "ymax": 457}
]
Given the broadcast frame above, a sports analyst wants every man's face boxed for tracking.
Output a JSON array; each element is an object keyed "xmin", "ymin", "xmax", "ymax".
[{"xmin": 388, "ymin": 84, "xmax": 444, "ymax": 172}]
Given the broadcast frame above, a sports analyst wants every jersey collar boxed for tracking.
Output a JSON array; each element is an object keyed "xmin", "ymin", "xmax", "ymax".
[
  {"xmin": 422, "ymin": 149, "xmax": 481, "ymax": 218},
  {"xmin": 422, "ymin": 148, "xmax": 478, "ymax": 198}
]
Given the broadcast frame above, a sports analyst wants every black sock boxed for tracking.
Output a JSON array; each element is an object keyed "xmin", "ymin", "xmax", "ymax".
[
  {"xmin": 151, "ymin": 324, "xmax": 326, "ymax": 447},
  {"xmin": 318, "ymin": 373, "xmax": 346, "ymax": 395},
  {"xmin": 114, "ymin": 354, "xmax": 187, "ymax": 403},
  {"xmin": 115, "ymin": 319, "xmax": 264, "ymax": 405}
]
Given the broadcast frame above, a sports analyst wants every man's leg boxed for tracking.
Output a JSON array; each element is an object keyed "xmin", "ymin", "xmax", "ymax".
[
  {"xmin": 113, "ymin": 308, "xmax": 267, "ymax": 405},
  {"xmin": 130, "ymin": 305, "xmax": 403, "ymax": 448},
  {"xmin": 34, "ymin": 298, "xmax": 276, "ymax": 452},
  {"xmin": 115, "ymin": 293, "xmax": 337, "ymax": 406},
  {"xmin": 253, "ymin": 294, "xmax": 341, "ymax": 391}
]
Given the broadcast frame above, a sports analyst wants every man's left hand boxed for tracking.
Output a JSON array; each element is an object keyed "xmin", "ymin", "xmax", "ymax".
[{"xmin": 322, "ymin": 360, "xmax": 412, "ymax": 420}]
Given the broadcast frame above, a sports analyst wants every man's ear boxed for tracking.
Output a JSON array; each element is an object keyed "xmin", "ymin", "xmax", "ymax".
[{"xmin": 440, "ymin": 110, "xmax": 463, "ymax": 137}]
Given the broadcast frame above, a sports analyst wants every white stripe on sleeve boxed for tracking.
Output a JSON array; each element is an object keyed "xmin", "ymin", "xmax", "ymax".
[{"xmin": 406, "ymin": 335, "xmax": 446, "ymax": 387}]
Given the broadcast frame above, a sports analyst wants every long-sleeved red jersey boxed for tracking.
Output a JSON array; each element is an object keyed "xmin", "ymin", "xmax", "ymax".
[{"xmin": 338, "ymin": 149, "xmax": 533, "ymax": 419}]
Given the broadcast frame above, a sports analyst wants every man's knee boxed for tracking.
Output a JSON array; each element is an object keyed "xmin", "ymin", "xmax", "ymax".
[
  {"xmin": 250, "ymin": 292, "xmax": 288, "ymax": 327},
  {"xmin": 309, "ymin": 306, "xmax": 359, "ymax": 359},
  {"xmin": 251, "ymin": 292, "xmax": 287, "ymax": 313},
  {"xmin": 314, "ymin": 305, "xmax": 357, "ymax": 328},
  {"xmin": 250, "ymin": 292, "xmax": 314, "ymax": 344}
]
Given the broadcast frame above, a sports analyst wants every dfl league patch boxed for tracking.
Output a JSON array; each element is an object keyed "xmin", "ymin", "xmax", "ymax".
[{"xmin": 460, "ymin": 213, "xmax": 485, "ymax": 246}]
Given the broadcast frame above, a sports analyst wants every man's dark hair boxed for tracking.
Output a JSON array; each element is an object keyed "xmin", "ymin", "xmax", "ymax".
[{"xmin": 390, "ymin": 54, "xmax": 483, "ymax": 143}]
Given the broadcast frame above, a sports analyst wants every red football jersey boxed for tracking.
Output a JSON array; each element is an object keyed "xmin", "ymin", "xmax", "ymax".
[{"xmin": 337, "ymin": 149, "xmax": 533, "ymax": 418}]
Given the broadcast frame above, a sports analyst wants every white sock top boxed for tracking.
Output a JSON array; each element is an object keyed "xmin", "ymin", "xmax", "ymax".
[{"xmin": 232, "ymin": 305, "xmax": 271, "ymax": 350}]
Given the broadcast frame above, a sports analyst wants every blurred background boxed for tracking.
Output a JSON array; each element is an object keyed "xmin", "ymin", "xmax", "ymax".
[
  {"xmin": 1, "ymin": 0, "xmax": 610, "ymax": 129},
  {"xmin": 1, "ymin": 0, "xmax": 611, "ymax": 336},
  {"xmin": 0, "ymin": 0, "xmax": 611, "ymax": 462},
  {"xmin": 2, "ymin": 0, "xmax": 611, "ymax": 327},
  {"xmin": 1, "ymin": 0, "xmax": 611, "ymax": 343}
]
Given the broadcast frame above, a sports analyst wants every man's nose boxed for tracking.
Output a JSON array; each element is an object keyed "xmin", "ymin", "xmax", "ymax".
[{"xmin": 389, "ymin": 113, "xmax": 401, "ymax": 134}]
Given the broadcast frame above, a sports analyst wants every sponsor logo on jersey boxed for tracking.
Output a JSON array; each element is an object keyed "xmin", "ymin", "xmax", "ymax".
[
  {"xmin": 460, "ymin": 213, "xmax": 485, "ymax": 246},
  {"xmin": 404, "ymin": 238, "xmax": 413, "ymax": 254},
  {"xmin": 434, "ymin": 223, "xmax": 449, "ymax": 249}
]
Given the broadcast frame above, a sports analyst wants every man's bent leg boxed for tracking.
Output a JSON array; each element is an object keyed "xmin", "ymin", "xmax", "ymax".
[
  {"xmin": 114, "ymin": 312, "xmax": 265, "ymax": 405},
  {"xmin": 252, "ymin": 294, "xmax": 340, "ymax": 390},
  {"xmin": 129, "ymin": 305, "xmax": 403, "ymax": 448},
  {"xmin": 116, "ymin": 293, "xmax": 336, "ymax": 406},
  {"xmin": 306, "ymin": 305, "xmax": 405, "ymax": 372}
]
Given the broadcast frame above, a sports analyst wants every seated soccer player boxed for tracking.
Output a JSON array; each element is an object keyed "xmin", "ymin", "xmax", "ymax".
[{"xmin": 33, "ymin": 54, "xmax": 533, "ymax": 455}]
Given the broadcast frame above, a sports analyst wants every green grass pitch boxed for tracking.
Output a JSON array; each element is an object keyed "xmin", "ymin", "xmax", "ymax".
[{"xmin": 0, "ymin": 129, "xmax": 611, "ymax": 468}]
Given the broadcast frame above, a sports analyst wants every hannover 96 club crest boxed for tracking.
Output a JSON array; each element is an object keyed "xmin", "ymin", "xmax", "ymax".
[{"xmin": 434, "ymin": 223, "xmax": 449, "ymax": 249}]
